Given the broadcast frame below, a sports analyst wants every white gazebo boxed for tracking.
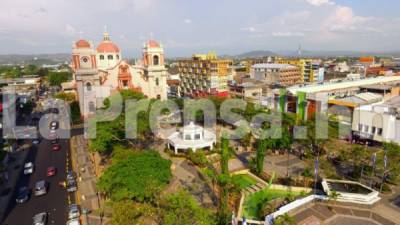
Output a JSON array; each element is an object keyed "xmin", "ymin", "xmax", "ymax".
[{"xmin": 167, "ymin": 122, "xmax": 216, "ymax": 154}]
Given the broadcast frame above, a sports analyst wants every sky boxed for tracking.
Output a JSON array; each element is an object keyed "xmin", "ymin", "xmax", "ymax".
[{"xmin": 0, "ymin": 0, "xmax": 400, "ymax": 57}]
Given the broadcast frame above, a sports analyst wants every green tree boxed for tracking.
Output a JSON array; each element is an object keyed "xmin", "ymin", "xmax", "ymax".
[
  {"xmin": 217, "ymin": 136, "xmax": 232, "ymax": 225},
  {"xmin": 54, "ymin": 92, "xmax": 76, "ymax": 102},
  {"xmin": 111, "ymin": 200, "xmax": 149, "ymax": 225},
  {"xmin": 161, "ymin": 191, "xmax": 215, "ymax": 225},
  {"xmin": 48, "ymin": 71, "xmax": 71, "ymax": 86},
  {"xmin": 97, "ymin": 150, "xmax": 172, "ymax": 202}
]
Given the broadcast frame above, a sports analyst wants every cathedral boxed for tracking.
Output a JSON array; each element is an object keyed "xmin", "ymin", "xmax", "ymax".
[{"xmin": 69, "ymin": 31, "xmax": 168, "ymax": 117}]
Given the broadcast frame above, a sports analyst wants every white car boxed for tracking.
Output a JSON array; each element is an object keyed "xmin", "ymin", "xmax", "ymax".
[
  {"xmin": 24, "ymin": 162, "xmax": 34, "ymax": 175},
  {"xmin": 66, "ymin": 219, "xmax": 80, "ymax": 225},
  {"xmin": 68, "ymin": 204, "xmax": 80, "ymax": 220}
]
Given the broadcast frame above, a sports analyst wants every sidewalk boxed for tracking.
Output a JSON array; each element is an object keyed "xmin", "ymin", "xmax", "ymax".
[{"xmin": 70, "ymin": 134, "xmax": 110, "ymax": 225}]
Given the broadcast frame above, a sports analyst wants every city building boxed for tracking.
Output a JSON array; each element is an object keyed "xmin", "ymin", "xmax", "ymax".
[
  {"xmin": 352, "ymin": 96, "xmax": 400, "ymax": 144},
  {"xmin": 229, "ymin": 81, "xmax": 263, "ymax": 104},
  {"xmin": 274, "ymin": 75, "xmax": 400, "ymax": 120},
  {"xmin": 178, "ymin": 52, "xmax": 232, "ymax": 97},
  {"xmin": 250, "ymin": 63, "xmax": 302, "ymax": 87},
  {"xmin": 69, "ymin": 31, "xmax": 168, "ymax": 117},
  {"xmin": 276, "ymin": 58, "xmax": 320, "ymax": 83}
]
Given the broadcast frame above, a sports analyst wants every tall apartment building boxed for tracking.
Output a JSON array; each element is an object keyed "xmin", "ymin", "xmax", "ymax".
[
  {"xmin": 250, "ymin": 63, "xmax": 302, "ymax": 87},
  {"xmin": 178, "ymin": 52, "xmax": 232, "ymax": 97},
  {"xmin": 276, "ymin": 58, "xmax": 320, "ymax": 83}
]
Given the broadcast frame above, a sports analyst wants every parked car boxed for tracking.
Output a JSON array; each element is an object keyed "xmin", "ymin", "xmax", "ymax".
[
  {"xmin": 51, "ymin": 139, "xmax": 58, "ymax": 144},
  {"xmin": 66, "ymin": 219, "xmax": 80, "ymax": 225},
  {"xmin": 34, "ymin": 180, "xmax": 48, "ymax": 196},
  {"xmin": 52, "ymin": 144, "xmax": 60, "ymax": 151},
  {"xmin": 66, "ymin": 171, "xmax": 76, "ymax": 181},
  {"xmin": 16, "ymin": 186, "xmax": 30, "ymax": 203},
  {"xmin": 32, "ymin": 139, "xmax": 40, "ymax": 145},
  {"xmin": 68, "ymin": 204, "xmax": 80, "ymax": 220},
  {"xmin": 24, "ymin": 162, "xmax": 34, "ymax": 175},
  {"xmin": 46, "ymin": 167, "xmax": 56, "ymax": 177},
  {"xmin": 50, "ymin": 121, "xmax": 58, "ymax": 130},
  {"xmin": 66, "ymin": 179, "xmax": 77, "ymax": 193},
  {"xmin": 32, "ymin": 212, "xmax": 47, "ymax": 225}
]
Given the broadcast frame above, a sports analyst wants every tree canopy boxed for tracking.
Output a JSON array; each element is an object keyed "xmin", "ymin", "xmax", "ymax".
[
  {"xmin": 97, "ymin": 150, "xmax": 172, "ymax": 202},
  {"xmin": 48, "ymin": 71, "xmax": 71, "ymax": 86},
  {"xmin": 161, "ymin": 191, "xmax": 215, "ymax": 225}
]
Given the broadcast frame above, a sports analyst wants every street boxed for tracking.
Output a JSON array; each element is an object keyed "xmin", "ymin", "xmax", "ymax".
[{"xmin": 2, "ymin": 101, "xmax": 74, "ymax": 225}]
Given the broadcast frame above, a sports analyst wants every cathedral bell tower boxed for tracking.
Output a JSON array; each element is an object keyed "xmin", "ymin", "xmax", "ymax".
[
  {"xmin": 72, "ymin": 39, "xmax": 100, "ymax": 117},
  {"xmin": 142, "ymin": 40, "xmax": 167, "ymax": 100}
]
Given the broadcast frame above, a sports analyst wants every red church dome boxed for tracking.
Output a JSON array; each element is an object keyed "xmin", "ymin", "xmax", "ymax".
[
  {"xmin": 96, "ymin": 41, "xmax": 120, "ymax": 53},
  {"xmin": 75, "ymin": 39, "xmax": 91, "ymax": 49},
  {"xmin": 147, "ymin": 40, "xmax": 160, "ymax": 48}
]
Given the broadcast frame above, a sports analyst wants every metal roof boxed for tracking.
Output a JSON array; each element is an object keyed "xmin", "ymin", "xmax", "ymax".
[{"xmin": 287, "ymin": 76, "xmax": 400, "ymax": 95}]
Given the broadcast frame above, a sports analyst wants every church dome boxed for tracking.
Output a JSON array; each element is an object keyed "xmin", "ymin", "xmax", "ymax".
[
  {"xmin": 96, "ymin": 31, "xmax": 120, "ymax": 53},
  {"xmin": 96, "ymin": 41, "xmax": 120, "ymax": 53},
  {"xmin": 75, "ymin": 39, "xmax": 91, "ymax": 49},
  {"xmin": 147, "ymin": 40, "xmax": 160, "ymax": 48}
]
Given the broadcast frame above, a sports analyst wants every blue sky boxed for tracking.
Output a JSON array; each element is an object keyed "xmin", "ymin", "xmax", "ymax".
[{"xmin": 0, "ymin": 0, "xmax": 399, "ymax": 57}]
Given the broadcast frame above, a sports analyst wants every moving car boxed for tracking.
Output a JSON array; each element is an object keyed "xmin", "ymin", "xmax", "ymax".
[
  {"xmin": 46, "ymin": 167, "xmax": 56, "ymax": 177},
  {"xmin": 52, "ymin": 144, "xmax": 60, "ymax": 151},
  {"xmin": 68, "ymin": 204, "xmax": 80, "ymax": 220},
  {"xmin": 24, "ymin": 162, "xmax": 34, "ymax": 175},
  {"xmin": 34, "ymin": 180, "xmax": 48, "ymax": 196},
  {"xmin": 32, "ymin": 139, "xmax": 40, "ymax": 145},
  {"xmin": 32, "ymin": 212, "xmax": 47, "ymax": 225},
  {"xmin": 15, "ymin": 186, "xmax": 29, "ymax": 203}
]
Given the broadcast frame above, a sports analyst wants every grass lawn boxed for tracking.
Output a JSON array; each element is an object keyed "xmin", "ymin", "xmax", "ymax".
[
  {"xmin": 231, "ymin": 174, "xmax": 258, "ymax": 190},
  {"xmin": 243, "ymin": 188, "xmax": 301, "ymax": 220}
]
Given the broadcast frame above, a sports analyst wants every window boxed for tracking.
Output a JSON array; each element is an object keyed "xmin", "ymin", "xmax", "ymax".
[
  {"xmin": 89, "ymin": 102, "xmax": 95, "ymax": 113},
  {"xmin": 86, "ymin": 82, "xmax": 92, "ymax": 91},
  {"xmin": 123, "ymin": 80, "xmax": 128, "ymax": 87},
  {"xmin": 99, "ymin": 55, "xmax": 104, "ymax": 60},
  {"xmin": 153, "ymin": 55, "xmax": 159, "ymax": 65},
  {"xmin": 195, "ymin": 134, "xmax": 201, "ymax": 140},
  {"xmin": 185, "ymin": 134, "xmax": 191, "ymax": 140},
  {"xmin": 372, "ymin": 126, "xmax": 376, "ymax": 134},
  {"xmin": 377, "ymin": 128, "xmax": 383, "ymax": 136},
  {"xmin": 108, "ymin": 55, "xmax": 113, "ymax": 60},
  {"xmin": 116, "ymin": 54, "xmax": 120, "ymax": 60},
  {"xmin": 364, "ymin": 125, "xmax": 369, "ymax": 133},
  {"xmin": 358, "ymin": 124, "xmax": 363, "ymax": 131},
  {"xmin": 156, "ymin": 78, "xmax": 159, "ymax": 86}
]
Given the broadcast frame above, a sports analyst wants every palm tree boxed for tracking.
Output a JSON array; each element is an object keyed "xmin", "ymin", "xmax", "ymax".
[{"xmin": 328, "ymin": 190, "xmax": 340, "ymax": 206}]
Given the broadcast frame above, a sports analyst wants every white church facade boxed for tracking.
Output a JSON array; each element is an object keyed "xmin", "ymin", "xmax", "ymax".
[{"xmin": 69, "ymin": 31, "xmax": 168, "ymax": 117}]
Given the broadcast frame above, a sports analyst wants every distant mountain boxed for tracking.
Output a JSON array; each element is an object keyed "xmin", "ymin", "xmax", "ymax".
[
  {"xmin": 0, "ymin": 54, "xmax": 70, "ymax": 66},
  {"xmin": 235, "ymin": 50, "xmax": 400, "ymax": 58},
  {"xmin": 235, "ymin": 50, "xmax": 278, "ymax": 59}
]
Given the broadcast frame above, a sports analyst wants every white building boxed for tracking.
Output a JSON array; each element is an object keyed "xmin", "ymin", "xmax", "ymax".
[
  {"xmin": 352, "ymin": 96, "xmax": 400, "ymax": 144},
  {"xmin": 167, "ymin": 122, "xmax": 216, "ymax": 154}
]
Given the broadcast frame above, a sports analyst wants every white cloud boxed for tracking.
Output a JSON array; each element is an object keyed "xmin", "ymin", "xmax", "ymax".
[
  {"xmin": 324, "ymin": 6, "xmax": 372, "ymax": 33},
  {"xmin": 272, "ymin": 31, "xmax": 305, "ymax": 37},
  {"xmin": 184, "ymin": 19, "xmax": 192, "ymax": 24},
  {"xmin": 306, "ymin": 0, "xmax": 335, "ymax": 6}
]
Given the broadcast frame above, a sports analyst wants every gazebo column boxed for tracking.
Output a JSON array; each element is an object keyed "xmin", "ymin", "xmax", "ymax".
[
  {"xmin": 193, "ymin": 148, "xmax": 197, "ymax": 153},
  {"xmin": 174, "ymin": 146, "xmax": 178, "ymax": 155}
]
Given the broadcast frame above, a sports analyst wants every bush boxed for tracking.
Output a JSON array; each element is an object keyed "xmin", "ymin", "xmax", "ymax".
[{"xmin": 187, "ymin": 149, "xmax": 208, "ymax": 167}]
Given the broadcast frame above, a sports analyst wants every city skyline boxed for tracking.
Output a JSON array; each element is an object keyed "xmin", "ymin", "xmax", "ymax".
[{"xmin": 1, "ymin": 0, "xmax": 400, "ymax": 57}]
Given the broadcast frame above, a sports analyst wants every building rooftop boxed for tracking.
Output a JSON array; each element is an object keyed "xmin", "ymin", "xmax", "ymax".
[
  {"xmin": 252, "ymin": 63, "xmax": 297, "ymax": 70},
  {"xmin": 287, "ymin": 75, "xmax": 400, "ymax": 95}
]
